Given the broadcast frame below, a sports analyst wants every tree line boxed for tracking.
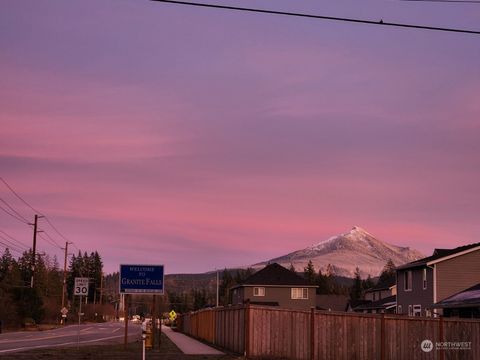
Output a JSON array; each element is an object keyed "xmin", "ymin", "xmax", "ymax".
[{"xmin": 0, "ymin": 247, "xmax": 105, "ymax": 328}]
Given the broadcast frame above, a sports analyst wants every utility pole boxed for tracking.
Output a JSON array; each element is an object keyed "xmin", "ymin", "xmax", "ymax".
[
  {"xmin": 61, "ymin": 241, "xmax": 71, "ymax": 313},
  {"xmin": 29, "ymin": 214, "xmax": 43, "ymax": 288},
  {"xmin": 216, "ymin": 269, "xmax": 219, "ymax": 307},
  {"xmin": 99, "ymin": 272, "xmax": 104, "ymax": 305}
]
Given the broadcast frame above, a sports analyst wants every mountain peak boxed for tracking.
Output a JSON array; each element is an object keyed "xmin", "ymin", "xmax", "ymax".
[{"xmin": 254, "ymin": 227, "xmax": 424, "ymax": 278}]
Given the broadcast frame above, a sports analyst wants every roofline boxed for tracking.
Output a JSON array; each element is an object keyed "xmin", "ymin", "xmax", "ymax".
[
  {"xmin": 230, "ymin": 284, "xmax": 317, "ymax": 290},
  {"xmin": 426, "ymin": 245, "xmax": 480, "ymax": 266},
  {"xmin": 432, "ymin": 302, "xmax": 480, "ymax": 309}
]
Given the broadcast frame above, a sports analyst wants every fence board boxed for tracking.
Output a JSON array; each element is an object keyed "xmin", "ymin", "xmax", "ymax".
[{"xmin": 179, "ymin": 306, "xmax": 480, "ymax": 360}]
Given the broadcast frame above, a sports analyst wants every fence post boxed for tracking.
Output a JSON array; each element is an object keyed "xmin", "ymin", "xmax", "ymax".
[
  {"xmin": 380, "ymin": 313, "xmax": 385, "ymax": 360},
  {"xmin": 244, "ymin": 300, "xmax": 250, "ymax": 358},
  {"xmin": 439, "ymin": 316, "xmax": 444, "ymax": 360},
  {"xmin": 310, "ymin": 307, "xmax": 315, "ymax": 360}
]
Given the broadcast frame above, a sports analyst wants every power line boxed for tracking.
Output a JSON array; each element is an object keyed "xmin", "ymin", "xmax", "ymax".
[
  {"xmin": 0, "ymin": 235, "xmax": 27, "ymax": 253},
  {"xmin": 0, "ymin": 241, "xmax": 24, "ymax": 255},
  {"xmin": 0, "ymin": 177, "xmax": 75, "ymax": 248},
  {"xmin": 149, "ymin": 0, "xmax": 480, "ymax": 35},
  {"xmin": 0, "ymin": 229, "xmax": 29, "ymax": 249},
  {"xmin": 0, "ymin": 197, "xmax": 30, "ymax": 223},
  {"xmin": 0, "ymin": 203, "xmax": 30, "ymax": 225},
  {"xmin": 39, "ymin": 230, "xmax": 63, "ymax": 249},
  {"xmin": 0, "ymin": 177, "xmax": 41, "ymax": 214},
  {"xmin": 400, "ymin": 0, "xmax": 480, "ymax": 3}
]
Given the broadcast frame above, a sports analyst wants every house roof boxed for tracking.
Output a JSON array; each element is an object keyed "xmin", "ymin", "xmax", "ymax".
[
  {"xmin": 236, "ymin": 263, "xmax": 312, "ymax": 287},
  {"xmin": 396, "ymin": 242, "xmax": 480, "ymax": 270},
  {"xmin": 353, "ymin": 295, "xmax": 396, "ymax": 311},
  {"xmin": 432, "ymin": 283, "xmax": 480, "ymax": 309},
  {"xmin": 316, "ymin": 294, "xmax": 349, "ymax": 312},
  {"xmin": 365, "ymin": 278, "xmax": 396, "ymax": 293}
]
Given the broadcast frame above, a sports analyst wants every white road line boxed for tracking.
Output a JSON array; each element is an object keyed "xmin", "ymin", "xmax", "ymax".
[
  {"xmin": 0, "ymin": 333, "xmax": 138, "ymax": 354},
  {"xmin": 112, "ymin": 328, "xmax": 121, "ymax": 333}
]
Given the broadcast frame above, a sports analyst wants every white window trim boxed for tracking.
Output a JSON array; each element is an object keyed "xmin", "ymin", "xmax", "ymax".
[
  {"xmin": 423, "ymin": 268, "xmax": 427, "ymax": 290},
  {"xmin": 291, "ymin": 287, "xmax": 308, "ymax": 300},
  {"xmin": 397, "ymin": 305, "xmax": 402, "ymax": 314},
  {"xmin": 253, "ymin": 287, "xmax": 265, "ymax": 297},
  {"xmin": 408, "ymin": 305, "xmax": 413, "ymax": 316},
  {"xmin": 404, "ymin": 271, "xmax": 412, "ymax": 292},
  {"xmin": 413, "ymin": 305, "xmax": 422, "ymax": 317}
]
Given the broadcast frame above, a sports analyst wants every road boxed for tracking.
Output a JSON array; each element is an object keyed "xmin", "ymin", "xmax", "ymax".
[{"xmin": 0, "ymin": 322, "xmax": 141, "ymax": 355}]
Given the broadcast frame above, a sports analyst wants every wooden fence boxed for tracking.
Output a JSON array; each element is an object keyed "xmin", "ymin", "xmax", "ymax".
[{"xmin": 178, "ymin": 305, "xmax": 480, "ymax": 360}]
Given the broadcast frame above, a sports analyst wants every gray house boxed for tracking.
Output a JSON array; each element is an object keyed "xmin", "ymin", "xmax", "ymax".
[
  {"xmin": 230, "ymin": 263, "xmax": 317, "ymax": 310},
  {"xmin": 432, "ymin": 282, "xmax": 480, "ymax": 318},
  {"xmin": 396, "ymin": 242, "xmax": 480, "ymax": 317}
]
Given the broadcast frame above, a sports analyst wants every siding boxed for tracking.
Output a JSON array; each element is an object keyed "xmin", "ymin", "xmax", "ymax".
[
  {"xmin": 435, "ymin": 249, "xmax": 480, "ymax": 302},
  {"xmin": 243, "ymin": 286, "xmax": 316, "ymax": 310},
  {"xmin": 396, "ymin": 267, "xmax": 433, "ymax": 316}
]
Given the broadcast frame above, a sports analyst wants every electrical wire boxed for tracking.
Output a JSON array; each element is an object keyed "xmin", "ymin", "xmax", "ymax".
[
  {"xmin": 0, "ymin": 177, "xmax": 41, "ymax": 214},
  {"xmin": 0, "ymin": 177, "xmax": 74, "ymax": 248},
  {"xmin": 39, "ymin": 230, "xmax": 63, "ymax": 249},
  {"xmin": 149, "ymin": 0, "xmax": 480, "ymax": 35},
  {"xmin": 0, "ymin": 203, "xmax": 30, "ymax": 224},
  {"xmin": 0, "ymin": 197, "xmax": 30, "ymax": 223},
  {"xmin": 400, "ymin": 0, "xmax": 480, "ymax": 3},
  {"xmin": 0, "ymin": 239, "xmax": 25, "ymax": 254},
  {"xmin": 0, "ymin": 230, "xmax": 29, "ymax": 249}
]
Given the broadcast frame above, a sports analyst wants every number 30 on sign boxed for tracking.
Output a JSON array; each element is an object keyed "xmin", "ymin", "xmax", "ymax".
[{"xmin": 74, "ymin": 277, "xmax": 89, "ymax": 296}]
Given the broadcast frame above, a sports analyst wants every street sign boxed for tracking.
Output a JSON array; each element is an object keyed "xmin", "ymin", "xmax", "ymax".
[
  {"xmin": 119, "ymin": 264, "xmax": 164, "ymax": 294},
  {"xmin": 74, "ymin": 277, "xmax": 89, "ymax": 296},
  {"xmin": 169, "ymin": 310, "xmax": 177, "ymax": 321},
  {"xmin": 61, "ymin": 307, "xmax": 68, "ymax": 315}
]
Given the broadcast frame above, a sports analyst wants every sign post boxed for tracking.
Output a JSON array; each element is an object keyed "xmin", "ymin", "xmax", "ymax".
[
  {"xmin": 74, "ymin": 277, "xmax": 89, "ymax": 349},
  {"xmin": 119, "ymin": 264, "xmax": 164, "ymax": 350}
]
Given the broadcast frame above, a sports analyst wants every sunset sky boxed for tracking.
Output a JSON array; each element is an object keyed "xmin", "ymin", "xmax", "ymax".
[{"xmin": 1, "ymin": 0, "xmax": 479, "ymax": 274}]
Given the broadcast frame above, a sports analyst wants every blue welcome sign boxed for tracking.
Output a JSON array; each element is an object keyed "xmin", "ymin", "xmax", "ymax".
[{"xmin": 119, "ymin": 264, "xmax": 164, "ymax": 294}]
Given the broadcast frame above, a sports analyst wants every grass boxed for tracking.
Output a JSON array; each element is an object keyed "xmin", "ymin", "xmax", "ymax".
[{"xmin": 0, "ymin": 333, "xmax": 244, "ymax": 360}]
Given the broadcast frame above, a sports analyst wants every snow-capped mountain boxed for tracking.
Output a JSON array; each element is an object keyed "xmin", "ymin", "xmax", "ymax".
[{"xmin": 253, "ymin": 226, "xmax": 424, "ymax": 278}]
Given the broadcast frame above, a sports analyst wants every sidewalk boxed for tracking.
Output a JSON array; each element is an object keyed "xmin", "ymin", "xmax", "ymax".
[{"xmin": 161, "ymin": 326, "xmax": 224, "ymax": 355}]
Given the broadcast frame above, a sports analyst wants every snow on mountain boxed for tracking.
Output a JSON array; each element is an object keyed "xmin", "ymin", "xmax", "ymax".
[{"xmin": 253, "ymin": 226, "xmax": 424, "ymax": 278}]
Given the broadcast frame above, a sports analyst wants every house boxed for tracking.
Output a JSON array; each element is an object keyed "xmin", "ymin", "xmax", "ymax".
[
  {"xmin": 352, "ymin": 279, "xmax": 397, "ymax": 314},
  {"xmin": 364, "ymin": 278, "xmax": 396, "ymax": 302},
  {"xmin": 353, "ymin": 295, "xmax": 397, "ymax": 314},
  {"xmin": 316, "ymin": 294, "xmax": 349, "ymax": 312},
  {"xmin": 230, "ymin": 263, "xmax": 318, "ymax": 310},
  {"xmin": 432, "ymin": 282, "xmax": 480, "ymax": 319},
  {"xmin": 396, "ymin": 242, "xmax": 480, "ymax": 317}
]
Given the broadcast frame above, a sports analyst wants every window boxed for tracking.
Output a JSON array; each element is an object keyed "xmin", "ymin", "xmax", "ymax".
[
  {"xmin": 397, "ymin": 305, "xmax": 402, "ymax": 314},
  {"xmin": 408, "ymin": 305, "xmax": 413, "ymax": 316},
  {"xmin": 423, "ymin": 268, "xmax": 427, "ymax": 290},
  {"xmin": 253, "ymin": 287, "xmax": 265, "ymax": 297},
  {"xmin": 404, "ymin": 271, "xmax": 412, "ymax": 291},
  {"xmin": 291, "ymin": 288, "xmax": 308, "ymax": 299},
  {"xmin": 413, "ymin": 305, "xmax": 422, "ymax": 317},
  {"xmin": 426, "ymin": 309, "xmax": 432, "ymax": 317}
]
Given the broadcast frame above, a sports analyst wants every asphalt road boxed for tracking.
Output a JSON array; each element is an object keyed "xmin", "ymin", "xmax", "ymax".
[{"xmin": 0, "ymin": 322, "xmax": 141, "ymax": 355}]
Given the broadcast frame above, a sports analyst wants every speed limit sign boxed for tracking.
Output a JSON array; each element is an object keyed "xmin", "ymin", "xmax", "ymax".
[{"xmin": 74, "ymin": 277, "xmax": 89, "ymax": 296}]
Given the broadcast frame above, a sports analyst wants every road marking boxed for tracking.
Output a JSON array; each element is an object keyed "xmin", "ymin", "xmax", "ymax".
[
  {"xmin": 112, "ymin": 328, "xmax": 121, "ymax": 333},
  {"xmin": 0, "ymin": 333, "xmax": 140, "ymax": 354},
  {"xmin": 80, "ymin": 327, "xmax": 93, "ymax": 332}
]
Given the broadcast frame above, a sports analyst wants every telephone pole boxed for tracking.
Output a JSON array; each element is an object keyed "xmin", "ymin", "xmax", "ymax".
[
  {"xmin": 61, "ymin": 241, "xmax": 71, "ymax": 313},
  {"xmin": 29, "ymin": 214, "xmax": 43, "ymax": 288}
]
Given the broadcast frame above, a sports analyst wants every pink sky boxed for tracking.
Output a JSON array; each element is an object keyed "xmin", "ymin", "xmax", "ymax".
[{"xmin": 1, "ymin": 0, "xmax": 479, "ymax": 274}]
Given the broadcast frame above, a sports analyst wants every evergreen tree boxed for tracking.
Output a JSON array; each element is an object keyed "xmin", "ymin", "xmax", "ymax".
[
  {"xmin": 378, "ymin": 259, "xmax": 396, "ymax": 285},
  {"xmin": 303, "ymin": 260, "xmax": 316, "ymax": 285},
  {"xmin": 316, "ymin": 269, "xmax": 329, "ymax": 294},
  {"xmin": 350, "ymin": 267, "xmax": 363, "ymax": 301},
  {"xmin": 219, "ymin": 269, "xmax": 234, "ymax": 305}
]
